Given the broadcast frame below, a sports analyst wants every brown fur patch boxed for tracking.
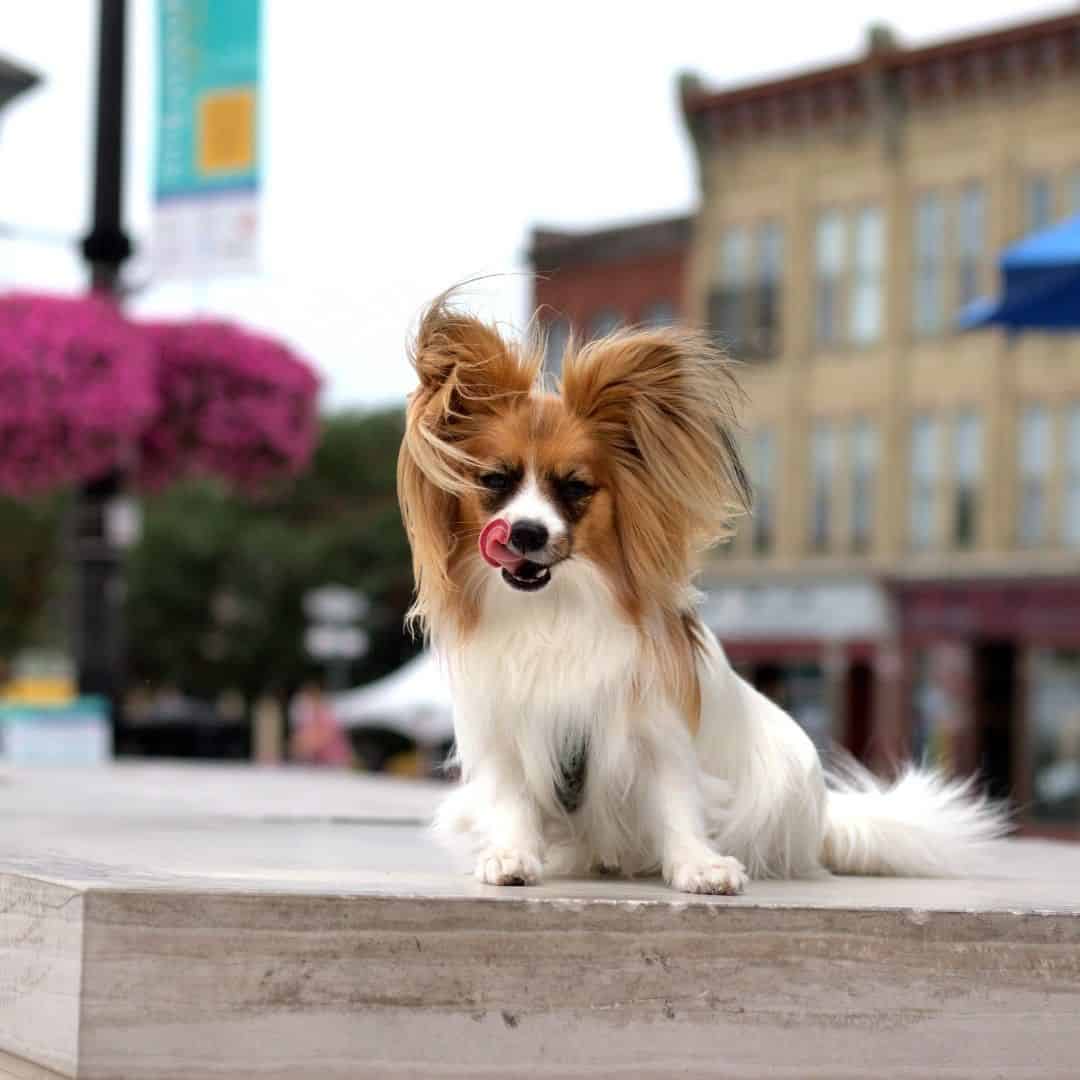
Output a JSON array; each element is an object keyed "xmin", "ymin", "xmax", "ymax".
[
  {"xmin": 398, "ymin": 297, "xmax": 748, "ymax": 737},
  {"xmin": 397, "ymin": 296, "xmax": 540, "ymax": 635}
]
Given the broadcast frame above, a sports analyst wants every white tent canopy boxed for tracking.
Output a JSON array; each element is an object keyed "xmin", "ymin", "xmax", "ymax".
[{"xmin": 333, "ymin": 651, "xmax": 453, "ymax": 743}]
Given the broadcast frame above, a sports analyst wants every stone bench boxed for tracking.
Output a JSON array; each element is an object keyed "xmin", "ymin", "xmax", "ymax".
[{"xmin": 1, "ymin": 764, "xmax": 1077, "ymax": 1079}]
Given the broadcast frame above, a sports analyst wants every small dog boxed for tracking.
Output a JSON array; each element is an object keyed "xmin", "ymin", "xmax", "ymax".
[{"xmin": 398, "ymin": 297, "xmax": 1006, "ymax": 894}]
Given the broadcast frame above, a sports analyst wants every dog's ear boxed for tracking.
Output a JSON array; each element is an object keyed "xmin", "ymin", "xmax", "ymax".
[
  {"xmin": 397, "ymin": 432, "xmax": 457, "ymax": 637},
  {"xmin": 412, "ymin": 299, "xmax": 518, "ymax": 397},
  {"xmin": 404, "ymin": 297, "xmax": 538, "ymax": 493},
  {"xmin": 563, "ymin": 327, "xmax": 750, "ymax": 593},
  {"xmin": 411, "ymin": 297, "xmax": 536, "ymax": 412},
  {"xmin": 399, "ymin": 295, "xmax": 540, "ymax": 635}
]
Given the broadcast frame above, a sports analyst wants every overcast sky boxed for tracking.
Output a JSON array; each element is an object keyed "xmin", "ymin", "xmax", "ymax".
[{"xmin": 0, "ymin": 0, "xmax": 1061, "ymax": 407}]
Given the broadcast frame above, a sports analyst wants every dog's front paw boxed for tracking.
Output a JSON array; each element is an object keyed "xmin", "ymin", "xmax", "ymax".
[
  {"xmin": 668, "ymin": 854, "xmax": 747, "ymax": 896},
  {"xmin": 476, "ymin": 848, "xmax": 542, "ymax": 886}
]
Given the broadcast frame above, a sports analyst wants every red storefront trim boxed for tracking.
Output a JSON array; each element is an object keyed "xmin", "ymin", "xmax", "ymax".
[
  {"xmin": 720, "ymin": 640, "xmax": 878, "ymax": 664},
  {"xmin": 894, "ymin": 577, "xmax": 1080, "ymax": 646}
]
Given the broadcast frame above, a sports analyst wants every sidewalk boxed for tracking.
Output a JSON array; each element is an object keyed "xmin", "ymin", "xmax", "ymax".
[{"xmin": 2, "ymin": 764, "xmax": 1078, "ymax": 1078}]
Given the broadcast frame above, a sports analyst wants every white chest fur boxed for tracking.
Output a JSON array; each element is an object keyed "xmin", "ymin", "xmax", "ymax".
[
  {"xmin": 450, "ymin": 562, "xmax": 637, "ymax": 721},
  {"xmin": 444, "ymin": 562, "xmax": 649, "ymax": 842},
  {"xmin": 436, "ymin": 562, "xmax": 759, "ymax": 887}
]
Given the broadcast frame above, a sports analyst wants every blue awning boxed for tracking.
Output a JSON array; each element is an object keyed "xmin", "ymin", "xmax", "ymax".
[{"xmin": 959, "ymin": 213, "xmax": 1080, "ymax": 331}]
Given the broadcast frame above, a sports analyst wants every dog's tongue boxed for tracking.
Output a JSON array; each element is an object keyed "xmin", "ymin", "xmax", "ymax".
[{"xmin": 479, "ymin": 518, "xmax": 524, "ymax": 572}]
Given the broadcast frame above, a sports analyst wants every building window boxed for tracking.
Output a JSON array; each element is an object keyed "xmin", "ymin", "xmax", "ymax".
[
  {"xmin": 1018, "ymin": 405, "xmax": 1051, "ymax": 546},
  {"xmin": 1065, "ymin": 406, "xmax": 1080, "ymax": 547},
  {"xmin": 642, "ymin": 301, "xmax": 675, "ymax": 327},
  {"xmin": 754, "ymin": 220, "xmax": 784, "ymax": 358},
  {"xmin": 750, "ymin": 428, "xmax": 775, "ymax": 555},
  {"xmin": 1028, "ymin": 649, "xmax": 1080, "ymax": 824},
  {"xmin": 814, "ymin": 210, "xmax": 846, "ymax": 348},
  {"xmin": 910, "ymin": 413, "xmax": 938, "ymax": 550},
  {"xmin": 588, "ymin": 309, "xmax": 622, "ymax": 339},
  {"xmin": 1025, "ymin": 173, "xmax": 1053, "ymax": 231},
  {"xmin": 850, "ymin": 419, "xmax": 877, "ymax": 553},
  {"xmin": 709, "ymin": 227, "xmax": 749, "ymax": 353},
  {"xmin": 1068, "ymin": 168, "xmax": 1080, "ymax": 217},
  {"xmin": 957, "ymin": 183, "xmax": 986, "ymax": 310},
  {"xmin": 953, "ymin": 411, "xmax": 982, "ymax": 549},
  {"xmin": 849, "ymin": 207, "xmax": 884, "ymax": 346},
  {"xmin": 911, "ymin": 646, "xmax": 972, "ymax": 774},
  {"xmin": 809, "ymin": 423, "xmax": 835, "ymax": 552},
  {"xmin": 913, "ymin": 193, "xmax": 946, "ymax": 337},
  {"xmin": 544, "ymin": 318, "xmax": 569, "ymax": 377}
]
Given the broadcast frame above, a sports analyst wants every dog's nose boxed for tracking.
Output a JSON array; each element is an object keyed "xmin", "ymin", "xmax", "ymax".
[{"xmin": 509, "ymin": 519, "xmax": 549, "ymax": 554}]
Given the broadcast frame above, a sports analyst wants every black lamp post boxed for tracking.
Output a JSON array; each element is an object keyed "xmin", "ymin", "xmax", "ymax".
[
  {"xmin": 81, "ymin": 0, "xmax": 132, "ymax": 293},
  {"xmin": 76, "ymin": 0, "xmax": 133, "ymax": 735}
]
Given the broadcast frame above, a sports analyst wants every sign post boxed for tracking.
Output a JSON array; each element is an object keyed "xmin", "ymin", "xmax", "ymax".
[
  {"xmin": 303, "ymin": 586, "xmax": 371, "ymax": 693},
  {"xmin": 153, "ymin": 0, "xmax": 261, "ymax": 280}
]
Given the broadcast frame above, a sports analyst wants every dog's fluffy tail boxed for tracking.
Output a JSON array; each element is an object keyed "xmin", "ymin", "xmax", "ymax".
[{"xmin": 821, "ymin": 760, "xmax": 1010, "ymax": 877}]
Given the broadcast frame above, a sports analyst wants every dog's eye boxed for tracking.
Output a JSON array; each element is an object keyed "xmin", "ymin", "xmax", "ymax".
[
  {"xmin": 479, "ymin": 472, "xmax": 511, "ymax": 493},
  {"xmin": 558, "ymin": 477, "xmax": 593, "ymax": 501}
]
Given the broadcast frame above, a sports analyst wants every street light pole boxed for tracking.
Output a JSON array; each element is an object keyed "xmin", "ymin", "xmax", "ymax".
[
  {"xmin": 76, "ymin": 0, "xmax": 133, "ymax": 738},
  {"xmin": 82, "ymin": 0, "xmax": 132, "ymax": 292}
]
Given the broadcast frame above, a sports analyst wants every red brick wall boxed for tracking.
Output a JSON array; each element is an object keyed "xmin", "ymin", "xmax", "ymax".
[{"xmin": 532, "ymin": 248, "xmax": 686, "ymax": 333}]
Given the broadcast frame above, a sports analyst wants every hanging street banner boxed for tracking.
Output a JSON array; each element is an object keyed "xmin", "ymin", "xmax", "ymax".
[{"xmin": 153, "ymin": 0, "xmax": 261, "ymax": 280}]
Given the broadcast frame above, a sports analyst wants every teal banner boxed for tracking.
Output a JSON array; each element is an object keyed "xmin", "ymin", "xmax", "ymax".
[{"xmin": 155, "ymin": 0, "xmax": 261, "ymax": 201}]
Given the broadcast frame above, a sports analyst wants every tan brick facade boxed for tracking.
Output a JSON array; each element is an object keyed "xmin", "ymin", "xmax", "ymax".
[
  {"xmin": 527, "ymin": 15, "xmax": 1080, "ymax": 828},
  {"xmin": 680, "ymin": 14, "xmax": 1080, "ymax": 829},
  {"xmin": 684, "ymin": 19, "xmax": 1080, "ymax": 582}
]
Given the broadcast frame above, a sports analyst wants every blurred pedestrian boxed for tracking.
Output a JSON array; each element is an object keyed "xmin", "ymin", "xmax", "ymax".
[{"xmin": 288, "ymin": 679, "xmax": 353, "ymax": 768}]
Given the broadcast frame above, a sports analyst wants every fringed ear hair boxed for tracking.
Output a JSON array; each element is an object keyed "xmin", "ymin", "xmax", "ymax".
[
  {"xmin": 405, "ymin": 295, "xmax": 539, "ymax": 494},
  {"xmin": 562, "ymin": 327, "xmax": 750, "ymax": 599},
  {"xmin": 398, "ymin": 294, "xmax": 540, "ymax": 634}
]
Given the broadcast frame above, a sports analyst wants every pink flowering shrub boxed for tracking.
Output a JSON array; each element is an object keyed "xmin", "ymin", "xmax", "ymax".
[
  {"xmin": 137, "ymin": 320, "xmax": 321, "ymax": 491},
  {"xmin": 0, "ymin": 293, "xmax": 321, "ymax": 497},
  {"xmin": 0, "ymin": 293, "xmax": 158, "ymax": 496}
]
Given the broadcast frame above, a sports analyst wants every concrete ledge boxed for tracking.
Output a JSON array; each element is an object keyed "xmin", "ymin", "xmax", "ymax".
[
  {"xmin": 0, "ymin": 1050, "xmax": 65, "ymax": 1080},
  {"xmin": 2, "ymin": 765, "xmax": 1078, "ymax": 1078}
]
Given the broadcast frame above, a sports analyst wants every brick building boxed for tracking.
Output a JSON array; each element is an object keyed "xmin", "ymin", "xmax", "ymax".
[
  {"xmin": 531, "ymin": 11, "xmax": 1080, "ymax": 833},
  {"xmin": 529, "ymin": 215, "xmax": 691, "ymax": 371}
]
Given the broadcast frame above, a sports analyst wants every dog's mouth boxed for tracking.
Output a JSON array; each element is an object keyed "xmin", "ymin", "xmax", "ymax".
[
  {"xmin": 480, "ymin": 518, "xmax": 554, "ymax": 592},
  {"xmin": 501, "ymin": 560, "xmax": 552, "ymax": 592}
]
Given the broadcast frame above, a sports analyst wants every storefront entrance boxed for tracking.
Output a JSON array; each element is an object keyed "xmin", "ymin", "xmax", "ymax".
[
  {"xmin": 703, "ymin": 577, "xmax": 892, "ymax": 762},
  {"xmin": 974, "ymin": 641, "xmax": 1016, "ymax": 803},
  {"xmin": 845, "ymin": 659, "xmax": 874, "ymax": 764},
  {"xmin": 896, "ymin": 579, "xmax": 1080, "ymax": 834}
]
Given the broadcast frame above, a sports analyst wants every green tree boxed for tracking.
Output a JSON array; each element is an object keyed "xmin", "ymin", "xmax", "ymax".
[
  {"xmin": 0, "ymin": 495, "xmax": 66, "ymax": 665},
  {"xmin": 124, "ymin": 408, "xmax": 417, "ymax": 701}
]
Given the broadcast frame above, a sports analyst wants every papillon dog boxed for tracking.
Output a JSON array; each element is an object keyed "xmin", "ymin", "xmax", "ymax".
[{"xmin": 398, "ymin": 296, "xmax": 1006, "ymax": 894}]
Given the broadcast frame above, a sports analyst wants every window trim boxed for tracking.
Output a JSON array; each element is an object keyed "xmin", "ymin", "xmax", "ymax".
[
  {"xmin": 1065, "ymin": 404, "xmax": 1080, "ymax": 548},
  {"xmin": 913, "ymin": 190, "xmax": 947, "ymax": 339},
  {"xmin": 753, "ymin": 219, "xmax": 784, "ymax": 360},
  {"xmin": 1017, "ymin": 404, "xmax": 1052, "ymax": 548},
  {"xmin": 952, "ymin": 410, "xmax": 983, "ymax": 550},
  {"xmin": 956, "ymin": 181, "xmax": 987, "ymax": 313},
  {"xmin": 709, "ymin": 225, "xmax": 750, "ymax": 355},
  {"xmin": 849, "ymin": 205, "xmax": 885, "ymax": 348},
  {"xmin": 909, "ymin": 413, "xmax": 939, "ymax": 551},
  {"xmin": 814, "ymin": 208, "xmax": 847, "ymax": 350},
  {"xmin": 809, "ymin": 422, "xmax": 836, "ymax": 553},
  {"xmin": 708, "ymin": 219, "xmax": 784, "ymax": 361},
  {"xmin": 1024, "ymin": 171, "xmax": 1054, "ymax": 233},
  {"xmin": 850, "ymin": 418, "xmax": 878, "ymax": 553},
  {"xmin": 1068, "ymin": 166, "xmax": 1080, "ymax": 218},
  {"xmin": 751, "ymin": 427, "xmax": 776, "ymax": 556}
]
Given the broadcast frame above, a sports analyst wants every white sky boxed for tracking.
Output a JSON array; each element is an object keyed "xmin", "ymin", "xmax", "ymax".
[{"xmin": 0, "ymin": 0, "xmax": 1061, "ymax": 407}]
